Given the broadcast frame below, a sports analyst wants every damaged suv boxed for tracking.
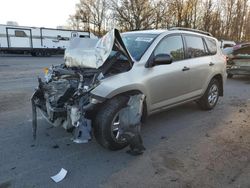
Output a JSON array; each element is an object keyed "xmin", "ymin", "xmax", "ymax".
[{"xmin": 32, "ymin": 28, "xmax": 226, "ymax": 150}]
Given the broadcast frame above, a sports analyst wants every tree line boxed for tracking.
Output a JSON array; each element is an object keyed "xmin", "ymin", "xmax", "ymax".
[{"xmin": 68, "ymin": 0, "xmax": 250, "ymax": 42}]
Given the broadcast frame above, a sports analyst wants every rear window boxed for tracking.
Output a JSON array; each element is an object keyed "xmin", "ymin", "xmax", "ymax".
[
  {"xmin": 205, "ymin": 38, "xmax": 217, "ymax": 55},
  {"xmin": 185, "ymin": 35, "xmax": 206, "ymax": 58}
]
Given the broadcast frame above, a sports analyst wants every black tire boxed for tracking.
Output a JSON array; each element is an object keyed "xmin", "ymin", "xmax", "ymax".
[
  {"xmin": 93, "ymin": 96, "xmax": 129, "ymax": 150},
  {"xmin": 227, "ymin": 73, "xmax": 233, "ymax": 78},
  {"xmin": 35, "ymin": 51, "xmax": 42, "ymax": 57},
  {"xmin": 198, "ymin": 79, "xmax": 220, "ymax": 110},
  {"xmin": 31, "ymin": 52, "xmax": 36, "ymax": 56},
  {"xmin": 45, "ymin": 51, "xmax": 51, "ymax": 57}
]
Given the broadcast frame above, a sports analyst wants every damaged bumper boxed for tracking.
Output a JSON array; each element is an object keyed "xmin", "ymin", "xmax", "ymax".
[
  {"xmin": 31, "ymin": 77, "xmax": 101, "ymax": 142},
  {"xmin": 227, "ymin": 65, "xmax": 250, "ymax": 76}
]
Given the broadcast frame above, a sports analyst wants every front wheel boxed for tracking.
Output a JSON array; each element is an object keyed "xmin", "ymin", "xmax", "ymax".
[
  {"xmin": 198, "ymin": 79, "xmax": 220, "ymax": 110},
  {"xmin": 93, "ymin": 96, "xmax": 129, "ymax": 150}
]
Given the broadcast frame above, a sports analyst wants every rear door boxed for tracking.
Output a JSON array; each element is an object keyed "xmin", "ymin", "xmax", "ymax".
[
  {"xmin": 183, "ymin": 35, "xmax": 213, "ymax": 96},
  {"xmin": 7, "ymin": 28, "xmax": 32, "ymax": 48}
]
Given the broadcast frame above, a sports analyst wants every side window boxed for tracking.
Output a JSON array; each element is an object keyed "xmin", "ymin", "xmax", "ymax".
[
  {"xmin": 15, "ymin": 30, "xmax": 27, "ymax": 37},
  {"xmin": 185, "ymin": 35, "xmax": 206, "ymax": 58},
  {"xmin": 80, "ymin": 35, "xmax": 88, "ymax": 38},
  {"xmin": 204, "ymin": 38, "xmax": 217, "ymax": 55},
  {"xmin": 57, "ymin": 35, "xmax": 70, "ymax": 41},
  {"xmin": 154, "ymin": 35, "xmax": 184, "ymax": 62}
]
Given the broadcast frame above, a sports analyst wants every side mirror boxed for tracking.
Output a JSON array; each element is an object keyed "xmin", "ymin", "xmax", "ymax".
[{"xmin": 152, "ymin": 54, "xmax": 172, "ymax": 66}]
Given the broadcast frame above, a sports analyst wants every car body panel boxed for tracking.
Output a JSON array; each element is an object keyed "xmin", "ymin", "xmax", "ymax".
[
  {"xmin": 91, "ymin": 31, "xmax": 226, "ymax": 115},
  {"xmin": 65, "ymin": 29, "xmax": 133, "ymax": 69}
]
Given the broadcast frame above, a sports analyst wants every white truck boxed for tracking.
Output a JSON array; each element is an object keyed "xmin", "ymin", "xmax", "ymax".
[{"xmin": 0, "ymin": 24, "xmax": 96, "ymax": 56}]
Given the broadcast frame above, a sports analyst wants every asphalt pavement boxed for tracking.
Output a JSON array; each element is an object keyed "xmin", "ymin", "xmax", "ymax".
[{"xmin": 0, "ymin": 55, "xmax": 250, "ymax": 188}]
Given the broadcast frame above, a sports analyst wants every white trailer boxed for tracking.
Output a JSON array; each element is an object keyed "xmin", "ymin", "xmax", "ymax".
[{"xmin": 0, "ymin": 24, "xmax": 96, "ymax": 56}]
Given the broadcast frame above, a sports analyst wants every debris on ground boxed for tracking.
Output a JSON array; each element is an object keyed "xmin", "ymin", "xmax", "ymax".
[
  {"xmin": 239, "ymin": 109, "xmax": 246, "ymax": 113},
  {"xmin": 72, "ymin": 118, "xmax": 92, "ymax": 144},
  {"xmin": 51, "ymin": 168, "xmax": 67, "ymax": 183},
  {"xmin": 52, "ymin": 145, "xmax": 59, "ymax": 149}
]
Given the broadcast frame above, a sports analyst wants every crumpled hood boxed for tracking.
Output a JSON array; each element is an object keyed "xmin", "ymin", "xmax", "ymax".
[{"xmin": 64, "ymin": 29, "xmax": 133, "ymax": 69}]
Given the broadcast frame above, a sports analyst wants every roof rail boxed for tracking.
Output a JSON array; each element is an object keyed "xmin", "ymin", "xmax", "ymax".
[{"xmin": 169, "ymin": 27, "xmax": 213, "ymax": 37}]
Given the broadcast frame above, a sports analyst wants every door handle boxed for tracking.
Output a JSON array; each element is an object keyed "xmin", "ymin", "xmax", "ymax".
[
  {"xmin": 209, "ymin": 62, "xmax": 215, "ymax": 66},
  {"xmin": 182, "ymin": 66, "xmax": 190, "ymax": 71}
]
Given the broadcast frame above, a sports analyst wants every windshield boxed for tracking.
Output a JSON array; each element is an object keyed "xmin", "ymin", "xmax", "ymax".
[{"xmin": 121, "ymin": 33, "xmax": 158, "ymax": 61}]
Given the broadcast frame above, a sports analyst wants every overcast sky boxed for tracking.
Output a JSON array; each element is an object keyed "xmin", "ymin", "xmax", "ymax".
[{"xmin": 0, "ymin": 0, "xmax": 79, "ymax": 28}]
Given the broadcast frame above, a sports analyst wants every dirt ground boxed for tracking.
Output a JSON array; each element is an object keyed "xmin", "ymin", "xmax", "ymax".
[
  {"xmin": 103, "ymin": 82, "xmax": 250, "ymax": 188},
  {"xmin": 0, "ymin": 56, "xmax": 250, "ymax": 188}
]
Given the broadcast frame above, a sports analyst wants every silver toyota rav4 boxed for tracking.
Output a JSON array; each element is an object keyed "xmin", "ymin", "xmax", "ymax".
[{"xmin": 32, "ymin": 28, "xmax": 227, "ymax": 150}]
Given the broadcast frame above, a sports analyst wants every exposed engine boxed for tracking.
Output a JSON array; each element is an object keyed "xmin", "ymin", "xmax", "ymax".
[{"xmin": 33, "ymin": 64, "xmax": 100, "ymax": 129}]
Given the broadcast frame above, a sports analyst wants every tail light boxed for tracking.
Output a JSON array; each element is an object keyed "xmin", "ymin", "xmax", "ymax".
[{"xmin": 221, "ymin": 54, "xmax": 227, "ymax": 63}]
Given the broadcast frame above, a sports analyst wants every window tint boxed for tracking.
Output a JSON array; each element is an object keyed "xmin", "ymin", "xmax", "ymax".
[
  {"xmin": 154, "ymin": 35, "xmax": 184, "ymax": 61},
  {"xmin": 205, "ymin": 38, "xmax": 217, "ymax": 55},
  {"xmin": 15, "ymin": 30, "xmax": 27, "ymax": 37},
  {"xmin": 185, "ymin": 35, "xmax": 206, "ymax": 58}
]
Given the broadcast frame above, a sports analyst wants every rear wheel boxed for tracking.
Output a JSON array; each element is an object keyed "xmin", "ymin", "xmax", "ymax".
[
  {"xmin": 45, "ymin": 51, "xmax": 51, "ymax": 57},
  {"xmin": 31, "ymin": 52, "xmax": 36, "ymax": 56},
  {"xmin": 35, "ymin": 51, "xmax": 42, "ymax": 57},
  {"xmin": 198, "ymin": 79, "xmax": 220, "ymax": 110},
  {"xmin": 93, "ymin": 96, "xmax": 129, "ymax": 150}
]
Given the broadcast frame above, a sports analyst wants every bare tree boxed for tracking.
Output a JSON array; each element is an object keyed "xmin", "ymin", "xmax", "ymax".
[
  {"xmin": 74, "ymin": 0, "xmax": 108, "ymax": 36},
  {"xmin": 167, "ymin": 0, "xmax": 184, "ymax": 26},
  {"xmin": 241, "ymin": 5, "xmax": 250, "ymax": 41},
  {"xmin": 202, "ymin": 0, "xmax": 213, "ymax": 32},
  {"xmin": 152, "ymin": 0, "xmax": 169, "ymax": 29},
  {"xmin": 111, "ymin": 0, "xmax": 154, "ymax": 31},
  {"xmin": 68, "ymin": 0, "xmax": 250, "ymax": 41},
  {"xmin": 67, "ymin": 15, "xmax": 81, "ymax": 30}
]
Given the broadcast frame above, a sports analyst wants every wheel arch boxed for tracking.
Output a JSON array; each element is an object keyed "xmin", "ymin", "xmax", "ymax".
[
  {"xmin": 211, "ymin": 74, "xmax": 223, "ymax": 96},
  {"xmin": 109, "ymin": 90, "xmax": 148, "ymax": 122},
  {"xmin": 92, "ymin": 89, "xmax": 148, "ymax": 123}
]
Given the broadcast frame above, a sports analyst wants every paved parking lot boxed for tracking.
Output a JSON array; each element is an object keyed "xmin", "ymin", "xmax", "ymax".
[{"xmin": 0, "ymin": 55, "xmax": 250, "ymax": 188}]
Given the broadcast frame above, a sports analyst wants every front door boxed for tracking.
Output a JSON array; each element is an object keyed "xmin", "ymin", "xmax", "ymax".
[{"xmin": 145, "ymin": 35, "xmax": 191, "ymax": 111}]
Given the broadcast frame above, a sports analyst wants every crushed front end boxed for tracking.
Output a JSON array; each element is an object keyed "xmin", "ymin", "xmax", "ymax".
[
  {"xmin": 31, "ymin": 64, "xmax": 103, "ymax": 142},
  {"xmin": 31, "ymin": 29, "xmax": 133, "ymax": 143}
]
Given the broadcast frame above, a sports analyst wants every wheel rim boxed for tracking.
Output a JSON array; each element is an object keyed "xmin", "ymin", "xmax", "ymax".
[
  {"xmin": 111, "ymin": 111, "xmax": 126, "ymax": 143},
  {"xmin": 208, "ymin": 84, "xmax": 219, "ymax": 106}
]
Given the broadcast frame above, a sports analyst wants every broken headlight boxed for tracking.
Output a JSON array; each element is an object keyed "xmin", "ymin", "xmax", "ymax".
[
  {"xmin": 89, "ymin": 94, "xmax": 106, "ymax": 104},
  {"xmin": 44, "ymin": 67, "xmax": 54, "ymax": 82}
]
